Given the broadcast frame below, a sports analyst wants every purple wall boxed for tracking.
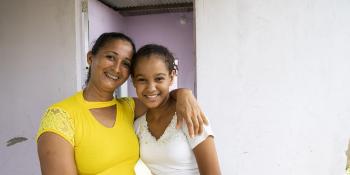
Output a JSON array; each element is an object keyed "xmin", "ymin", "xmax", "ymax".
[
  {"xmin": 88, "ymin": 0, "xmax": 125, "ymax": 44},
  {"xmin": 125, "ymin": 13, "xmax": 195, "ymax": 97},
  {"xmin": 88, "ymin": 1, "xmax": 195, "ymax": 97}
]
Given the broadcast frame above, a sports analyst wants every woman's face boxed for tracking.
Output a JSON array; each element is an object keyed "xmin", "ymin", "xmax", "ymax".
[{"xmin": 87, "ymin": 39, "xmax": 133, "ymax": 93}]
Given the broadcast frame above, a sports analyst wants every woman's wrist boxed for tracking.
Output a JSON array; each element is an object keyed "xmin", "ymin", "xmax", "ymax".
[{"xmin": 170, "ymin": 88, "xmax": 192, "ymax": 100}]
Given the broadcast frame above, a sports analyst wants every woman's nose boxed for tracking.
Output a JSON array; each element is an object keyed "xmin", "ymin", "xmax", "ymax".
[{"xmin": 113, "ymin": 60, "xmax": 122, "ymax": 73}]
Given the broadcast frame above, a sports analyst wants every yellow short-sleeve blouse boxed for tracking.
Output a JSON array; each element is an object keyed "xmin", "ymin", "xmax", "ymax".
[{"xmin": 37, "ymin": 91, "xmax": 139, "ymax": 175}]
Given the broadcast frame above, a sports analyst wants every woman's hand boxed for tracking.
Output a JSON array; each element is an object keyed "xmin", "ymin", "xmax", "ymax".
[{"xmin": 171, "ymin": 88, "xmax": 208, "ymax": 138}]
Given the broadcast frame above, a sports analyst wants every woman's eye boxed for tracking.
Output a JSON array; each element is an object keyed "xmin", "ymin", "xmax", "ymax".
[{"xmin": 122, "ymin": 61, "xmax": 131, "ymax": 68}]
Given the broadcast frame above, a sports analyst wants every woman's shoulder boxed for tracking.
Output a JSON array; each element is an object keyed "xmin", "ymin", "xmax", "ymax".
[
  {"xmin": 116, "ymin": 96, "xmax": 134, "ymax": 104},
  {"xmin": 116, "ymin": 96, "xmax": 135, "ymax": 111},
  {"xmin": 48, "ymin": 92, "xmax": 81, "ymax": 112},
  {"xmin": 37, "ymin": 93, "xmax": 78, "ymax": 146},
  {"xmin": 41, "ymin": 92, "xmax": 79, "ymax": 124}
]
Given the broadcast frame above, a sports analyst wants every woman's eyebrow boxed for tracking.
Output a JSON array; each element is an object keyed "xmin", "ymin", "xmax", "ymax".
[
  {"xmin": 105, "ymin": 51, "xmax": 131, "ymax": 60},
  {"xmin": 104, "ymin": 51, "xmax": 118, "ymax": 55}
]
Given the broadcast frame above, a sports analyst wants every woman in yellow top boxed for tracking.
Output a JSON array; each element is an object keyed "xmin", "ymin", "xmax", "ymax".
[{"xmin": 37, "ymin": 32, "xmax": 207, "ymax": 175}]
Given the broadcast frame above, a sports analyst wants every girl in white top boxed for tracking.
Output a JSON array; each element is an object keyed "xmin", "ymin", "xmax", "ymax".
[{"xmin": 131, "ymin": 44, "xmax": 221, "ymax": 175}]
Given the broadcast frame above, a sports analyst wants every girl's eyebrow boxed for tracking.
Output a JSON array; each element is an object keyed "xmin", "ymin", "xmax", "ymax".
[
  {"xmin": 155, "ymin": 73, "xmax": 167, "ymax": 76},
  {"xmin": 134, "ymin": 74, "xmax": 144, "ymax": 78},
  {"xmin": 134, "ymin": 73, "xmax": 167, "ymax": 78}
]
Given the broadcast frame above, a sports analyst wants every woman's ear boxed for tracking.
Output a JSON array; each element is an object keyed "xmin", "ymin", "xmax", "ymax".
[
  {"xmin": 87, "ymin": 51, "xmax": 93, "ymax": 66},
  {"xmin": 131, "ymin": 77, "xmax": 136, "ymax": 87}
]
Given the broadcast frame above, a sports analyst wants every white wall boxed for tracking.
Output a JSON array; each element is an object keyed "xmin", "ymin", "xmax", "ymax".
[
  {"xmin": 195, "ymin": 0, "xmax": 350, "ymax": 174},
  {"xmin": 88, "ymin": 0, "xmax": 125, "ymax": 43},
  {"xmin": 0, "ymin": 0, "xmax": 77, "ymax": 174}
]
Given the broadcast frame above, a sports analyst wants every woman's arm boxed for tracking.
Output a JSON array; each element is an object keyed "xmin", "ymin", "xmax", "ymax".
[
  {"xmin": 170, "ymin": 88, "xmax": 208, "ymax": 137},
  {"xmin": 37, "ymin": 132, "xmax": 77, "ymax": 175},
  {"xmin": 193, "ymin": 136, "xmax": 221, "ymax": 175}
]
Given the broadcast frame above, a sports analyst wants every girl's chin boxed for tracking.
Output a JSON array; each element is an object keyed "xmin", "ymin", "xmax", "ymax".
[{"xmin": 143, "ymin": 102, "xmax": 161, "ymax": 109}]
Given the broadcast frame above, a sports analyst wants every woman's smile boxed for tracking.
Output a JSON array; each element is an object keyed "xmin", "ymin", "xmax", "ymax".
[{"xmin": 105, "ymin": 72, "xmax": 120, "ymax": 80}]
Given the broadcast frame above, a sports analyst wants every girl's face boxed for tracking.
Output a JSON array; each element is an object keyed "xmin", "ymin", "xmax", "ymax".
[
  {"xmin": 87, "ymin": 39, "xmax": 133, "ymax": 93},
  {"xmin": 132, "ymin": 55, "xmax": 174, "ymax": 109}
]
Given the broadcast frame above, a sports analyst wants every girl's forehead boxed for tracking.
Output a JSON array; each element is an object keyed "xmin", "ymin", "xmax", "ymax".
[
  {"xmin": 137, "ymin": 55, "xmax": 166, "ymax": 65},
  {"xmin": 135, "ymin": 57, "xmax": 168, "ymax": 71},
  {"xmin": 139, "ymin": 54, "xmax": 165, "ymax": 62},
  {"xmin": 138, "ymin": 56, "xmax": 164, "ymax": 64}
]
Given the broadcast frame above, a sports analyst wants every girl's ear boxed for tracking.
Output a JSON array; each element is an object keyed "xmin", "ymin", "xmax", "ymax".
[
  {"xmin": 87, "ymin": 51, "xmax": 93, "ymax": 66},
  {"xmin": 169, "ymin": 70, "xmax": 176, "ymax": 85}
]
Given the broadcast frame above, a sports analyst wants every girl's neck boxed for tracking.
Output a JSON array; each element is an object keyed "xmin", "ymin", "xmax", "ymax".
[
  {"xmin": 147, "ymin": 96, "xmax": 175, "ymax": 121},
  {"xmin": 83, "ymin": 84, "xmax": 114, "ymax": 102}
]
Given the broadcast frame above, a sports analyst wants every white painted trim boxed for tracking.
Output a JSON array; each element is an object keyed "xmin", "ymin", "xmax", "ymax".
[
  {"xmin": 118, "ymin": 82, "xmax": 129, "ymax": 98},
  {"xmin": 75, "ymin": 0, "xmax": 89, "ymax": 91}
]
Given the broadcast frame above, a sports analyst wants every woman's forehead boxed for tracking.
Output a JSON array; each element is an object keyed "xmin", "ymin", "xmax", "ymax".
[{"xmin": 101, "ymin": 40, "xmax": 133, "ymax": 56}]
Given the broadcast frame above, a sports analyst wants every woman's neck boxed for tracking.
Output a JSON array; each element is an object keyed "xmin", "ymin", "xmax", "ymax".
[{"xmin": 83, "ymin": 84, "xmax": 114, "ymax": 102}]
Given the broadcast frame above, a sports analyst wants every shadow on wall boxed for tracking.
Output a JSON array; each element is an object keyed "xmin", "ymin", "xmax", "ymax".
[{"xmin": 6, "ymin": 137, "xmax": 28, "ymax": 147}]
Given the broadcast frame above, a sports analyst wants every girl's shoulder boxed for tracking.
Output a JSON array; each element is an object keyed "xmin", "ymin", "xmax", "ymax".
[
  {"xmin": 180, "ymin": 115, "xmax": 214, "ymax": 149},
  {"xmin": 134, "ymin": 113, "xmax": 146, "ymax": 134}
]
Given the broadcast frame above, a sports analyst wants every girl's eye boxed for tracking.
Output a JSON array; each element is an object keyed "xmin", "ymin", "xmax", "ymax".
[
  {"xmin": 137, "ymin": 78, "xmax": 146, "ymax": 82},
  {"xmin": 155, "ymin": 77, "xmax": 165, "ymax": 82}
]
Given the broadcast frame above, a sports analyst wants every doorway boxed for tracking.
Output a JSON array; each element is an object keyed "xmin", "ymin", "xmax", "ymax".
[{"xmin": 81, "ymin": 0, "xmax": 196, "ymax": 174}]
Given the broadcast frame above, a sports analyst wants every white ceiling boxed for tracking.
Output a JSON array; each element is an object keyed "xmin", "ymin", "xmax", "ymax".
[{"xmin": 98, "ymin": 0, "xmax": 193, "ymax": 16}]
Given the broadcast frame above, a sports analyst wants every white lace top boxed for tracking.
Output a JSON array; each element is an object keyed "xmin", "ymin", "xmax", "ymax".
[{"xmin": 134, "ymin": 113, "xmax": 213, "ymax": 175}]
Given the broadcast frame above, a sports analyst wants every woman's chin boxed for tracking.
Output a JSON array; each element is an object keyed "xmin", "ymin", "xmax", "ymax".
[{"xmin": 101, "ymin": 81, "xmax": 122, "ymax": 92}]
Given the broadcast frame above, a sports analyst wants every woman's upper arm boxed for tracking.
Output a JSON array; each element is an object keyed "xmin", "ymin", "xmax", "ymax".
[
  {"xmin": 37, "ymin": 132, "xmax": 77, "ymax": 175},
  {"xmin": 133, "ymin": 97, "xmax": 147, "ymax": 118},
  {"xmin": 193, "ymin": 137, "xmax": 221, "ymax": 175}
]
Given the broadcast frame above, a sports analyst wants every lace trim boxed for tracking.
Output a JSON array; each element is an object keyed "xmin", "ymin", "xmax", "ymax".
[
  {"xmin": 138, "ymin": 115, "xmax": 187, "ymax": 145},
  {"xmin": 37, "ymin": 108, "xmax": 74, "ymax": 145}
]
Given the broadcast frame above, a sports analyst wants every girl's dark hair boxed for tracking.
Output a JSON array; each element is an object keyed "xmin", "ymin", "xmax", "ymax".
[
  {"xmin": 86, "ymin": 32, "xmax": 136, "ymax": 84},
  {"xmin": 130, "ymin": 44, "xmax": 178, "ymax": 77}
]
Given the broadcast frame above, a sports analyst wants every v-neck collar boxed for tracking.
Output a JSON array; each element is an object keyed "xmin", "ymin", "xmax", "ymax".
[
  {"xmin": 76, "ymin": 91, "xmax": 120, "ymax": 129},
  {"xmin": 142, "ymin": 114, "xmax": 177, "ymax": 142}
]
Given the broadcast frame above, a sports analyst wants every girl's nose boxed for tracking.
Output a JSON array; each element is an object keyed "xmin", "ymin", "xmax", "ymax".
[{"xmin": 146, "ymin": 82, "xmax": 156, "ymax": 91}]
